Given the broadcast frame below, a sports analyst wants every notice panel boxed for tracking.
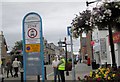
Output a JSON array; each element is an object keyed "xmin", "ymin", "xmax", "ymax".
[
  {"xmin": 26, "ymin": 44, "xmax": 40, "ymax": 53},
  {"xmin": 26, "ymin": 52, "xmax": 41, "ymax": 75},
  {"xmin": 26, "ymin": 38, "xmax": 40, "ymax": 44},
  {"xmin": 25, "ymin": 22, "xmax": 40, "ymax": 40}
]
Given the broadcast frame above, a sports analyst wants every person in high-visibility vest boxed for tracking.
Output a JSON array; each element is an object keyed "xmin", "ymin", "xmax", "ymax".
[{"xmin": 57, "ymin": 56, "xmax": 66, "ymax": 82}]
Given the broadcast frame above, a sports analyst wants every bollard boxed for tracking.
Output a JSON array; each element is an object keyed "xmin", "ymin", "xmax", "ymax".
[
  {"xmin": 20, "ymin": 68, "xmax": 24, "ymax": 82},
  {"xmin": 92, "ymin": 59, "xmax": 96, "ymax": 70},
  {"xmin": 21, "ymin": 72, "xmax": 23, "ymax": 82},
  {"xmin": 37, "ymin": 75, "xmax": 40, "ymax": 82},
  {"xmin": 87, "ymin": 58, "xmax": 91, "ymax": 66},
  {"xmin": 1, "ymin": 77, "xmax": 4, "ymax": 82},
  {"xmin": 105, "ymin": 62, "xmax": 107, "ymax": 68},
  {"xmin": 44, "ymin": 66, "xmax": 47, "ymax": 80},
  {"xmin": 66, "ymin": 71, "xmax": 69, "ymax": 76}
]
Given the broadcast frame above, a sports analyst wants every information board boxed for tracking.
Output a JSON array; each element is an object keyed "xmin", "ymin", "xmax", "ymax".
[
  {"xmin": 22, "ymin": 12, "xmax": 44, "ymax": 80},
  {"xmin": 26, "ymin": 44, "xmax": 40, "ymax": 53}
]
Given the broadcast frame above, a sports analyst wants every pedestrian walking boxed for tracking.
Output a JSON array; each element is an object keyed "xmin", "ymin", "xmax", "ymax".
[
  {"xmin": 12, "ymin": 58, "xmax": 19, "ymax": 77},
  {"xmin": 52, "ymin": 56, "xmax": 60, "ymax": 82},
  {"xmin": 79, "ymin": 55, "xmax": 82, "ymax": 63},
  {"xmin": 18, "ymin": 60, "xmax": 22, "ymax": 71},
  {"xmin": 57, "ymin": 56, "xmax": 66, "ymax": 82},
  {"xmin": 6, "ymin": 59, "xmax": 13, "ymax": 78}
]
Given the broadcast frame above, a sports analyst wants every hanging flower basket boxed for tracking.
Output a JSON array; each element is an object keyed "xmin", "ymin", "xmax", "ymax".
[{"xmin": 92, "ymin": 1, "xmax": 120, "ymax": 28}]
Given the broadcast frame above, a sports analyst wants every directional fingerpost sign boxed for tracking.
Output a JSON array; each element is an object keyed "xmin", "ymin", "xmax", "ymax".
[{"xmin": 22, "ymin": 12, "xmax": 44, "ymax": 81}]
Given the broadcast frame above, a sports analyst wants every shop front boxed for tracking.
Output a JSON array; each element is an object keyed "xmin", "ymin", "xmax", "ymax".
[{"xmin": 112, "ymin": 32, "xmax": 120, "ymax": 67}]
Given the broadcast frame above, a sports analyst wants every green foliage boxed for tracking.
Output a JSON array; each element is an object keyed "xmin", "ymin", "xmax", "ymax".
[
  {"xmin": 14, "ymin": 40, "xmax": 22, "ymax": 50},
  {"xmin": 11, "ymin": 40, "xmax": 23, "ymax": 54}
]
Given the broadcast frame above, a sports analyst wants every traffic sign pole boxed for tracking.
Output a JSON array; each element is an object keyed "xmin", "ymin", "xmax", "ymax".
[
  {"xmin": 40, "ymin": 15, "xmax": 45, "ymax": 81},
  {"xmin": 22, "ymin": 14, "xmax": 27, "ymax": 82},
  {"xmin": 67, "ymin": 26, "xmax": 76, "ymax": 81}
]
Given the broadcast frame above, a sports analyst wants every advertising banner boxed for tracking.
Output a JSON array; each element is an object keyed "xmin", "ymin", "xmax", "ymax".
[{"xmin": 113, "ymin": 32, "xmax": 120, "ymax": 43}]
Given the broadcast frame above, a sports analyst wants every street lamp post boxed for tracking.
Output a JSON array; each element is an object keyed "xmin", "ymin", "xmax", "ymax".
[
  {"xmin": 86, "ymin": 0, "xmax": 101, "ymax": 6},
  {"xmin": 86, "ymin": 1, "xmax": 96, "ymax": 6},
  {"xmin": 64, "ymin": 37, "xmax": 68, "ymax": 65},
  {"xmin": 108, "ymin": 25, "xmax": 117, "ymax": 70},
  {"xmin": 86, "ymin": 0, "xmax": 102, "ymax": 69}
]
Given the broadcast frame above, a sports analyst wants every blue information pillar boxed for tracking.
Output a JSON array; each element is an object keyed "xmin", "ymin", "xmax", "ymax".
[{"xmin": 22, "ymin": 12, "xmax": 44, "ymax": 81}]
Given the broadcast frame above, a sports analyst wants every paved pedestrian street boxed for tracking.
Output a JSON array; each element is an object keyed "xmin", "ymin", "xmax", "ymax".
[
  {"xmin": 47, "ymin": 63, "xmax": 92, "ymax": 80},
  {"xmin": 2, "ymin": 63, "xmax": 92, "ymax": 81}
]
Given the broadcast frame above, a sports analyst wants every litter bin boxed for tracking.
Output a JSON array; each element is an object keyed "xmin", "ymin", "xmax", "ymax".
[
  {"xmin": 87, "ymin": 58, "xmax": 91, "ymax": 66},
  {"xmin": 92, "ymin": 59, "xmax": 97, "ymax": 70}
]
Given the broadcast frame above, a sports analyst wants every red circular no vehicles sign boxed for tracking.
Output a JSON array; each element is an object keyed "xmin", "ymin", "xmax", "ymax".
[{"xmin": 27, "ymin": 28, "xmax": 37, "ymax": 38}]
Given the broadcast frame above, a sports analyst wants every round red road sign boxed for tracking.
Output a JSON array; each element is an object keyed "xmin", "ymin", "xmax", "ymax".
[{"xmin": 27, "ymin": 28, "xmax": 37, "ymax": 38}]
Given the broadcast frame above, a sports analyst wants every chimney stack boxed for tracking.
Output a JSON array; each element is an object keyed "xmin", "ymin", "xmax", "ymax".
[{"xmin": 0, "ymin": 31, "xmax": 3, "ymax": 35}]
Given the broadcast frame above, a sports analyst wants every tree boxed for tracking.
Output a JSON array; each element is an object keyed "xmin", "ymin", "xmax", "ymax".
[
  {"xmin": 14, "ymin": 40, "xmax": 22, "ymax": 50},
  {"xmin": 11, "ymin": 40, "xmax": 22, "ymax": 55}
]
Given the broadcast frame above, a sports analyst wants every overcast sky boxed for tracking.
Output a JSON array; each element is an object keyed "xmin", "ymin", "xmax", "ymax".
[{"xmin": 1, "ymin": 0, "xmax": 99, "ymax": 53}]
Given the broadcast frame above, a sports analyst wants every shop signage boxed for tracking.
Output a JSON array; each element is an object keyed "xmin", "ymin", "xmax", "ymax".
[{"xmin": 113, "ymin": 32, "xmax": 120, "ymax": 43}]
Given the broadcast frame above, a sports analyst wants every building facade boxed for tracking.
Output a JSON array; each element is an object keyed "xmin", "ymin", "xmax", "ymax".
[
  {"xmin": 92, "ymin": 29, "xmax": 108, "ymax": 65},
  {"xmin": 43, "ymin": 39, "xmax": 65, "ymax": 64},
  {"xmin": 92, "ymin": 29, "xmax": 120, "ymax": 67},
  {"xmin": 0, "ymin": 31, "xmax": 8, "ymax": 74},
  {"xmin": 108, "ymin": 32, "xmax": 120, "ymax": 67},
  {"xmin": 0, "ymin": 31, "xmax": 8, "ymax": 65}
]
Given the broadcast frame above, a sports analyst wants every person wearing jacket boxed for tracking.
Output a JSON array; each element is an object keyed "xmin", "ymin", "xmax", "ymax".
[
  {"xmin": 57, "ymin": 56, "xmax": 66, "ymax": 82},
  {"xmin": 52, "ymin": 56, "xmax": 60, "ymax": 82},
  {"xmin": 12, "ymin": 58, "xmax": 19, "ymax": 77},
  {"xmin": 6, "ymin": 59, "xmax": 13, "ymax": 78}
]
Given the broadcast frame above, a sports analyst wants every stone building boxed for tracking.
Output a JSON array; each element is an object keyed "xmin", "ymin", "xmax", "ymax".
[
  {"xmin": 43, "ymin": 39, "xmax": 64, "ymax": 64},
  {"xmin": 0, "ymin": 31, "xmax": 8, "ymax": 74},
  {"xmin": 0, "ymin": 31, "xmax": 8, "ymax": 66}
]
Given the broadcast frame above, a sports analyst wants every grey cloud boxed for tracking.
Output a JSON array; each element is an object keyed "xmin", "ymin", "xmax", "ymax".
[
  {"xmin": 4, "ymin": 31, "xmax": 21, "ymax": 48},
  {"xmin": 2, "ymin": 0, "xmax": 85, "ymax": 2},
  {"xmin": 0, "ymin": 2, "xmax": 2, "ymax": 30}
]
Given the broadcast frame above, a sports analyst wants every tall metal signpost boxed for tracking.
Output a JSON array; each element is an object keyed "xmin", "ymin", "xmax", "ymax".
[
  {"xmin": 67, "ymin": 26, "xmax": 76, "ymax": 81},
  {"xmin": 58, "ymin": 38, "xmax": 69, "ymax": 76},
  {"xmin": 22, "ymin": 12, "xmax": 44, "ymax": 82}
]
